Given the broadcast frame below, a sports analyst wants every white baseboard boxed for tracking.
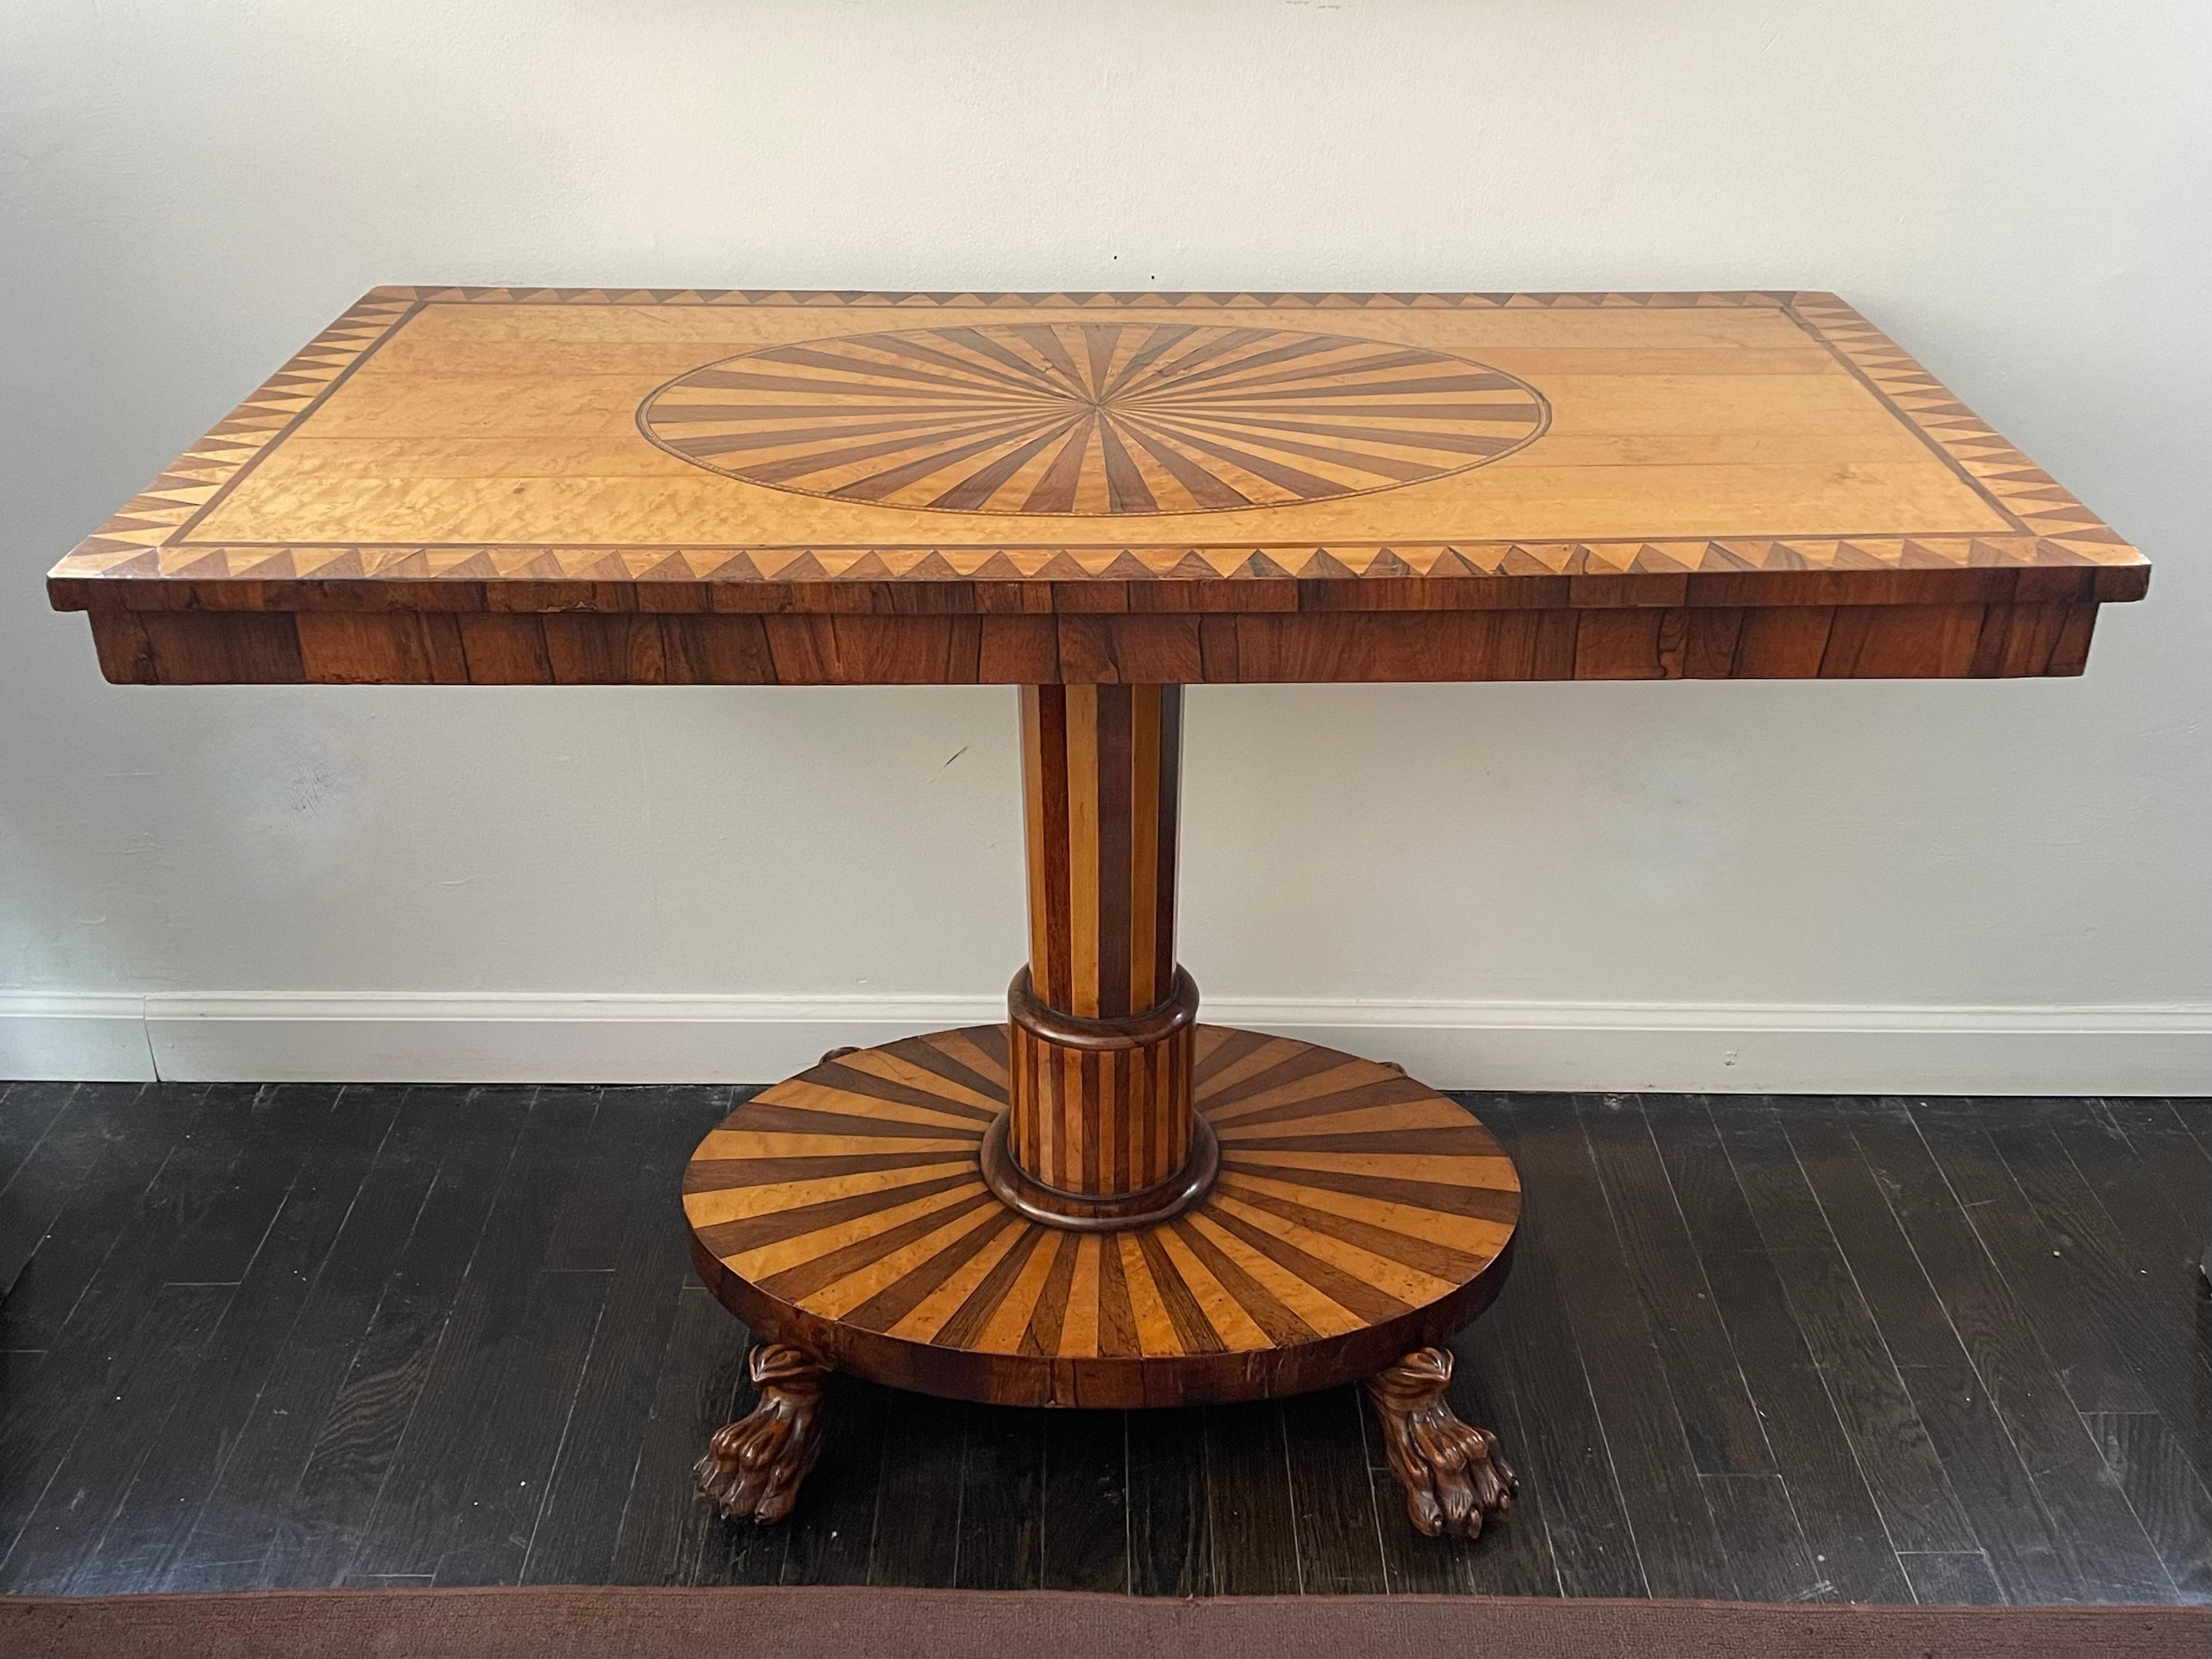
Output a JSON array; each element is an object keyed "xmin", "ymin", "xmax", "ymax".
[
  {"xmin": 5, "ymin": 989, "xmax": 2209, "ymax": 1094},
  {"xmin": 0, "ymin": 994, "xmax": 156, "ymax": 1082},
  {"xmin": 146, "ymin": 993, "xmax": 1006, "ymax": 1089}
]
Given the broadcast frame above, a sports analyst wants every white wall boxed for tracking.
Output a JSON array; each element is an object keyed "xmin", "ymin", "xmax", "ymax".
[{"xmin": 3, "ymin": 0, "xmax": 2207, "ymax": 1089}]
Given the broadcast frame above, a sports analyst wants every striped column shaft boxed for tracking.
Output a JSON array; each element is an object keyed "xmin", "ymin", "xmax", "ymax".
[{"xmin": 1010, "ymin": 684, "xmax": 1194, "ymax": 1198}]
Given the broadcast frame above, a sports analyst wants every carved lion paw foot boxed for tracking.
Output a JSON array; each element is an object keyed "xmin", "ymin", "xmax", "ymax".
[
  {"xmin": 693, "ymin": 1342, "xmax": 832, "ymax": 1524},
  {"xmin": 1364, "ymin": 1346, "xmax": 1518, "ymax": 1539}
]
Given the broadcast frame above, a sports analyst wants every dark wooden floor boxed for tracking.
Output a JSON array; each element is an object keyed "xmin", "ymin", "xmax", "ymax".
[{"xmin": 0, "ymin": 1079, "xmax": 2205, "ymax": 1602}]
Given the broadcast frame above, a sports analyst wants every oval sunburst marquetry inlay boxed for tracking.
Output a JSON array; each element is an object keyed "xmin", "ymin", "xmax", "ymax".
[
  {"xmin": 682, "ymin": 1024, "xmax": 1520, "ymax": 1407},
  {"xmin": 637, "ymin": 323, "xmax": 1548, "ymax": 515}
]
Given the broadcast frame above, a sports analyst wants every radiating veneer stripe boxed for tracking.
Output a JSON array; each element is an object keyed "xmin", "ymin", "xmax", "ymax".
[
  {"xmin": 724, "ymin": 1179, "xmax": 991, "ymax": 1279},
  {"xmin": 759, "ymin": 1187, "xmax": 999, "ymax": 1302},
  {"xmin": 1194, "ymin": 1030, "xmax": 1299, "ymax": 1092},
  {"xmin": 1191, "ymin": 1024, "xmax": 1237, "ymax": 1067},
  {"xmin": 683, "ymin": 1149, "xmax": 967, "ymax": 1191},
  {"xmin": 853, "ymin": 1043, "xmax": 1006, "ymax": 1114},
  {"xmin": 1220, "ymin": 1149, "xmax": 1517, "ymax": 1187},
  {"xmin": 1017, "ymin": 1230, "xmax": 1080, "ymax": 1358},
  {"xmin": 800, "ymin": 1201, "xmax": 1016, "ymax": 1321},
  {"xmin": 684, "ymin": 1159, "xmax": 974, "ymax": 1229},
  {"xmin": 1165, "ymin": 1218, "xmax": 1318, "ymax": 1346},
  {"xmin": 916, "ymin": 1030, "xmax": 1009, "ymax": 1097},
  {"xmin": 1214, "ymin": 1097, "xmax": 1479, "ymax": 1143},
  {"xmin": 887, "ymin": 1216, "xmax": 1035, "ymax": 1341},
  {"xmin": 782, "ymin": 1070, "xmax": 996, "ymax": 1126},
  {"xmin": 1197, "ymin": 1200, "xmax": 1416, "ymax": 1325},
  {"xmin": 934, "ymin": 1222, "xmax": 1053, "ymax": 1349},
  {"xmin": 696, "ymin": 1129, "xmax": 980, "ymax": 1161},
  {"xmin": 976, "ymin": 1226, "xmax": 1067, "ymax": 1353},
  {"xmin": 1223, "ymin": 1158, "xmax": 1520, "ymax": 1222},
  {"xmin": 1198, "ymin": 1058, "xmax": 1400, "ymax": 1122},
  {"xmin": 1200, "ymin": 1045, "xmax": 1374, "ymax": 1111},
  {"xmin": 953, "ymin": 1023, "xmax": 1011, "ymax": 1077},
  {"xmin": 1150, "ymin": 1225, "xmax": 1271, "ymax": 1351},
  {"xmin": 1132, "ymin": 1230, "xmax": 1228, "ymax": 1354},
  {"xmin": 1215, "ymin": 1177, "xmax": 1495, "ymax": 1281},
  {"xmin": 1210, "ymin": 1185, "xmax": 1467, "ymax": 1291},
  {"xmin": 1058, "ymin": 1233, "xmax": 1105, "ymax": 1359},
  {"xmin": 1222, "ymin": 1163, "xmax": 1512, "ymax": 1239},
  {"xmin": 1207, "ymin": 1076, "xmax": 1447, "ymax": 1131},
  {"xmin": 827, "ymin": 1057, "xmax": 1009, "ymax": 1124},
  {"xmin": 1118, "ymin": 1231, "xmax": 1192, "ymax": 1357},
  {"xmin": 716, "ymin": 1101, "xmax": 983, "ymax": 1142},
  {"xmin": 1182, "ymin": 1211, "xmax": 1366, "ymax": 1339},
  {"xmin": 1097, "ymin": 1229, "xmax": 1140, "ymax": 1355},
  {"xmin": 694, "ymin": 1170, "xmax": 981, "ymax": 1257}
]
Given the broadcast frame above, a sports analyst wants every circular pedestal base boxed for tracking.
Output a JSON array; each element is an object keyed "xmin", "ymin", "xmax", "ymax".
[{"xmin": 683, "ymin": 1025, "xmax": 1520, "ymax": 1408}]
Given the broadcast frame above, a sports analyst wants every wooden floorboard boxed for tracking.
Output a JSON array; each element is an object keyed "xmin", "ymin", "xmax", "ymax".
[
  {"xmin": 1848, "ymin": 1101, "xmax": 2177, "ymax": 1602},
  {"xmin": 73, "ymin": 1085, "xmax": 405, "ymax": 1595},
  {"xmin": 954, "ymin": 1403, "xmax": 1044, "ymax": 1590},
  {"xmin": 0, "ymin": 1085, "xmax": 191, "ymax": 1359},
  {"xmin": 865, "ymin": 1390, "xmax": 964, "ymax": 1587},
  {"xmin": 266, "ymin": 1085, "xmax": 536, "ymax": 1587},
  {"xmin": 607, "ymin": 1286, "xmax": 748, "ymax": 1586},
  {"xmin": 1776, "ymin": 1104, "xmax": 2084, "ymax": 1602},
  {"xmin": 1125, "ymin": 1402, "xmax": 1206, "ymax": 1596},
  {"xmin": 1575, "ymin": 1095, "xmax": 1774, "ymax": 1479},
  {"xmin": 348, "ymin": 1085, "xmax": 599, "ymax": 1583},
  {"xmin": 1038, "ymin": 1403, "xmax": 1127, "ymax": 1593},
  {"xmin": 1464, "ymin": 1095, "xmax": 1641, "ymax": 1599},
  {"xmin": 519, "ymin": 1088, "xmax": 725, "ymax": 1587},
  {"xmin": 0, "ymin": 1082, "xmax": 85, "ymax": 1293},
  {"xmin": 1282, "ymin": 1385, "xmax": 1385, "ymax": 1594},
  {"xmin": 1201, "ymin": 1398, "xmax": 1300, "ymax": 1595},
  {"xmin": 165, "ymin": 1085, "xmax": 457, "ymax": 1590},
  {"xmin": 1506, "ymin": 1095, "xmax": 1735, "ymax": 1599},
  {"xmin": 775, "ymin": 1374, "xmax": 886, "ymax": 1588},
  {"xmin": 0, "ymin": 1083, "xmax": 2204, "ymax": 1603},
  {"xmin": 1645, "ymin": 1096, "xmax": 1909, "ymax": 1604}
]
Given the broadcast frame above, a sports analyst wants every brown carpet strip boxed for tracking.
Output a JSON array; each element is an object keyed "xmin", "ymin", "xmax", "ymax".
[{"xmin": 5, "ymin": 1588, "xmax": 2205, "ymax": 1659}]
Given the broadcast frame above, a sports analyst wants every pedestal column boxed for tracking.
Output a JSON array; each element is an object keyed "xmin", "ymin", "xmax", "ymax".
[{"xmin": 980, "ymin": 684, "xmax": 1214, "ymax": 1230}]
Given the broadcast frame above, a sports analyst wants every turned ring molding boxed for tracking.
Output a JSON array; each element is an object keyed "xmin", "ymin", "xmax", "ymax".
[
  {"xmin": 1006, "ymin": 965, "xmax": 1199, "ymax": 1052},
  {"xmin": 979, "ymin": 1108, "xmax": 1218, "ymax": 1233}
]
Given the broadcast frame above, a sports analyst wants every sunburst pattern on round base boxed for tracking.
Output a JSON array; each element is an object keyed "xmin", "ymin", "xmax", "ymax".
[
  {"xmin": 637, "ymin": 322, "xmax": 1548, "ymax": 515},
  {"xmin": 682, "ymin": 1024, "xmax": 1520, "ymax": 1408}
]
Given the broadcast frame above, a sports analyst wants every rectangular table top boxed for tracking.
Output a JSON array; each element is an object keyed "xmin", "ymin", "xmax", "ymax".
[{"xmin": 48, "ymin": 288, "xmax": 2148, "ymax": 687}]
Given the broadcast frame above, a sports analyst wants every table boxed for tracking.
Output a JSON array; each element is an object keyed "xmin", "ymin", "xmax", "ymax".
[{"xmin": 47, "ymin": 287, "xmax": 2149, "ymax": 1541}]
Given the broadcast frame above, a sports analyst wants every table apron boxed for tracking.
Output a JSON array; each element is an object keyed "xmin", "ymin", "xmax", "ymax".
[{"xmin": 79, "ymin": 598, "xmax": 2104, "ymax": 685}]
